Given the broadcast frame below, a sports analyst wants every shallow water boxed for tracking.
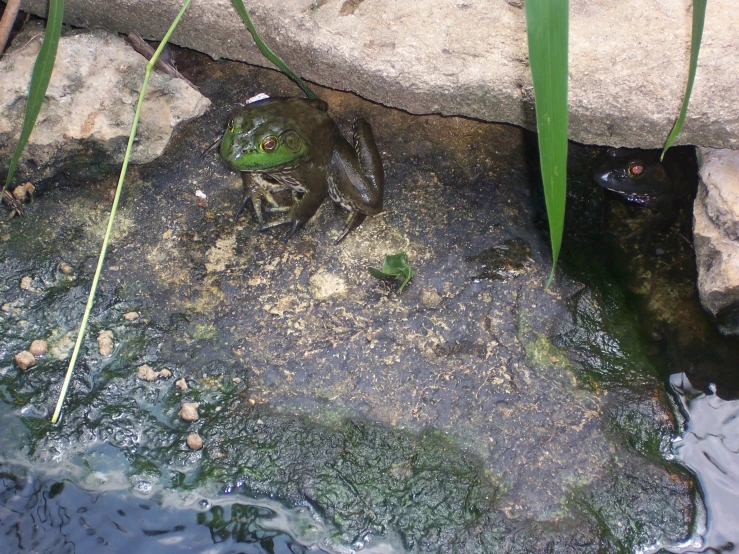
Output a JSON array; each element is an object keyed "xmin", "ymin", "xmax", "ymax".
[
  {"xmin": 665, "ymin": 374, "xmax": 739, "ymax": 553},
  {"xmin": 0, "ymin": 463, "xmax": 345, "ymax": 554}
]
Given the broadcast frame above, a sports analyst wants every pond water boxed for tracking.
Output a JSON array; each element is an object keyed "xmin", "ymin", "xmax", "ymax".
[
  {"xmin": 1, "ymin": 47, "xmax": 739, "ymax": 553},
  {"xmin": 0, "ymin": 464, "xmax": 336, "ymax": 554},
  {"xmin": 666, "ymin": 374, "xmax": 739, "ymax": 554}
]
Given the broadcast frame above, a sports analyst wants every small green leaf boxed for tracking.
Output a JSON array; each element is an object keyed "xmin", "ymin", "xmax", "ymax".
[
  {"xmin": 3, "ymin": 0, "xmax": 64, "ymax": 194},
  {"xmin": 661, "ymin": 0, "xmax": 706, "ymax": 160},
  {"xmin": 368, "ymin": 267, "xmax": 391, "ymax": 279},
  {"xmin": 368, "ymin": 252, "xmax": 416, "ymax": 292}
]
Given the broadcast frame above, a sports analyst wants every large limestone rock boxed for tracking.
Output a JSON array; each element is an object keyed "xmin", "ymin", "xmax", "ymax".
[
  {"xmin": 19, "ymin": 0, "xmax": 739, "ymax": 150},
  {"xmin": 694, "ymin": 148, "xmax": 739, "ymax": 335},
  {"xmin": 0, "ymin": 23, "xmax": 211, "ymax": 182}
]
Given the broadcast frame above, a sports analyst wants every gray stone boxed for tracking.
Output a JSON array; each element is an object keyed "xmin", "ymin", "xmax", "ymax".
[
  {"xmin": 694, "ymin": 148, "xmax": 739, "ymax": 335},
  {"xmin": 18, "ymin": 0, "xmax": 739, "ymax": 150},
  {"xmin": 0, "ymin": 22, "xmax": 210, "ymax": 182}
]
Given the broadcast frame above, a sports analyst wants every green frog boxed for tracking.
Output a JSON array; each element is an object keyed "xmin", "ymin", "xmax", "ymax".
[
  {"xmin": 592, "ymin": 146, "xmax": 697, "ymax": 216},
  {"xmin": 220, "ymin": 96, "xmax": 384, "ymax": 242}
]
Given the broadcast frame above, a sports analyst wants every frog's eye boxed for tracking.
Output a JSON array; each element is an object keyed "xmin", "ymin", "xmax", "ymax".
[
  {"xmin": 282, "ymin": 130, "xmax": 302, "ymax": 153},
  {"xmin": 261, "ymin": 136, "xmax": 278, "ymax": 152},
  {"xmin": 627, "ymin": 161, "xmax": 645, "ymax": 178}
]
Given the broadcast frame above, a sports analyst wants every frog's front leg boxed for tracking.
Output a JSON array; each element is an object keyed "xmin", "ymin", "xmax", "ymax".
[
  {"xmin": 255, "ymin": 173, "xmax": 328, "ymax": 242},
  {"xmin": 329, "ymin": 119, "xmax": 385, "ymax": 242},
  {"xmin": 235, "ymin": 173, "xmax": 291, "ymax": 229}
]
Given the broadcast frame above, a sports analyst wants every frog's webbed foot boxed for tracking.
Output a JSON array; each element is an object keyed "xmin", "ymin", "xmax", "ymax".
[
  {"xmin": 336, "ymin": 211, "xmax": 367, "ymax": 243},
  {"xmin": 251, "ymin": 210, "xmax": 305, "ymax": 243}
]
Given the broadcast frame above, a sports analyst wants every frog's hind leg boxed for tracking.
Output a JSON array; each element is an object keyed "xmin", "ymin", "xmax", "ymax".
[{"xmin": 327, "ymin": 118, "xmax": 385, "ymax": 241}]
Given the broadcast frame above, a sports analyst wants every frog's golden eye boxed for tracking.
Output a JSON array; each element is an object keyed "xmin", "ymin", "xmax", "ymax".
[
  {"xmin": 261, "ymin": 136, "xmax": 278, "ymax": 152},
  {"xmin": 627, "ymin": 161, "xmax": 645, "ymax": 178}
]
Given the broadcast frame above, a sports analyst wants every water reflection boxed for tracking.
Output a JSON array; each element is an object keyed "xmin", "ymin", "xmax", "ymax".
[
  {"xmin": 0, "ymin": 466, "xmax": 327, "ymax": 554},
  {"xmin": 667, "ymin": 373, "xmax": 739, "ymax": 553}
]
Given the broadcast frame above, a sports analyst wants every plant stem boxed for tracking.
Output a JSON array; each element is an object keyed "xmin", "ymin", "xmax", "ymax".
[
  {"xmin": 51, "ymin": 0, "xmax": 193, "ymax": 423},
  {"xmin": 0, "ymin": 0, "xmax": 21, "ymax": 55}
]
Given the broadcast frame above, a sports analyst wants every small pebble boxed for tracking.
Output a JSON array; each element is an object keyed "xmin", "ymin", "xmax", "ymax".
[
  {"xmin": 97, "ymin": 330, "xmax": 114, "ymax": 357},
  {"xmin": 179, "ymin": 402, "xmax": 200, "ymax": 422},
  {"xmin": 12, "ymin": 182, "xmax": 35, "ymax": 202},
  {"xmin": 175, "ymin": 378, "xmax": 188, "ymax": 391},
  {"xmin": 158, "ymin": 368, "xmax": 172, "ymax": 379},
  {"xmin": 29, "ymin": 339, "xmax": 48, "ymax": 357},
  {"xmin": 123, "ymin": 311, "xmax": 140, "ymax": 322},
  {"xmin": 186, "ymin": 433, "xmax": 204, "ymax": 450},
  {"xmin": 59, "ymin": 262, "xmax": 74, "ymax": 275},
  {"xmin": 15, "ymin": 351, "xmax": 36, "ymax": 370},
  {"xmin": 20, "ymin": 276, "xmax": 32, "ymax": 290},
  {"xmin": 137, "ymin": 364, "xmax": 159, "ymax": 382},
  {"xmin": 232, "ymin": 377, "xmax": 242, "ymax": 384},
  {"xmin": 1, "ymin": 303, "xmax": 11, "ymax": 312}
]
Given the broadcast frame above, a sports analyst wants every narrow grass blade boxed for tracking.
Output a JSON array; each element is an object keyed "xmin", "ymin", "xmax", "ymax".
[
  {"xmin": 51, "ymin": 0, "xmax": 192, "ymax": 423},
  {"xmin": 661, "ymin": 0, "xmax": 706, "ymax": 160},
  {"xmin": 525, "ymin": 0, "xmax": 569, "ymax": 287},
  {"xmin": 229, "ymin": 0, "xmax": 319, "ymax": 100},
  {"xmin": 3, "ymin": 0, "xmax": 64, "ymax": 195}
]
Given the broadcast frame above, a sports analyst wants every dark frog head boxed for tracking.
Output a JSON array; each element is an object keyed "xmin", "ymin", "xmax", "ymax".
[
  {"xmin": 592, "ymin": 148, "xmax": 672, "ymax": 206},
  {"xmin": 220, "ymin": 100, "xmax": 311, "ymax": 172}
]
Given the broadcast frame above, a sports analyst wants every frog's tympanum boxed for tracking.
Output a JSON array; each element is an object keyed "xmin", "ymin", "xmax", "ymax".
[
  {"xmin": 592, "ymin": 146, "xmax": 697, "ymax": 217},
  {"xmin": 221, "ymin": 97, "xmax": 384, "ymax": 242}
]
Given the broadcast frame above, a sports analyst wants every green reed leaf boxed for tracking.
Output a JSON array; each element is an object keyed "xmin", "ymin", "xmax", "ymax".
[
  {"xmin": 524, "ymin": 0, "xmax": 569, "ymax": 287},
  {"xmin": 661, "ymin": 0, "xmax": 706, "ymax": 160},
  {"xmin": 2, "ymin": 0, "xmax": 64, "ymax": 195},
  {"xmin": 229, "ymin": 0, "xmax": 319, "ymax": 100}
]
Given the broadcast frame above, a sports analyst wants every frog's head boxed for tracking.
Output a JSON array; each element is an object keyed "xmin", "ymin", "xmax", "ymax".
[
  {"xmin": 221, "ymin": 110, "xmax": 308, "ymax": 172},
  {"xmin": 593, "ymin": 148, "xmax": 672, "ymax": 201}
]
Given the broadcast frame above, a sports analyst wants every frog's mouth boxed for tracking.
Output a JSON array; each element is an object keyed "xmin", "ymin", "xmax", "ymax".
[{"xmin": 606, "ymin": 189, "xmax": 664, "ymax": 206}]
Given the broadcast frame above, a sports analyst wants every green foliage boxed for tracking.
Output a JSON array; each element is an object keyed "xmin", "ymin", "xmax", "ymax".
[
  {"xmin": 524, "ymin": 0, "xmax": 569, "ymax": 287},
  {"xmin": 2, "ymin": 0, "xmax": 64, "ymax": 195},
  {"xmin": 661, "ymin": 0, "xmax": 706, "ymax": 160},
  {"xmin": 229, "ymin": 0, "xmax": 319, "ymax": 100},
  {"xmin": 368, "ymin": 252, "xmax": 416, "ymax": 291}
]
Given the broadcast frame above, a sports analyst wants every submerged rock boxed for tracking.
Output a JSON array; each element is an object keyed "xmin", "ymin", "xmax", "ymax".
[
  {"xmin": 0, "ymin": 22, "xmax": 211, "ymax": 184},
  {"xmin": 694, "ymin": 148, "xmax": 739, "ymax": 335}
]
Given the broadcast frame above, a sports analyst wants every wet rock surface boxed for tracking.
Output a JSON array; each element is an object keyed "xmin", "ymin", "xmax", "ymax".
[{"xmin": 0, "ymin": 52, "xmax": 705, "ymax": 552}]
